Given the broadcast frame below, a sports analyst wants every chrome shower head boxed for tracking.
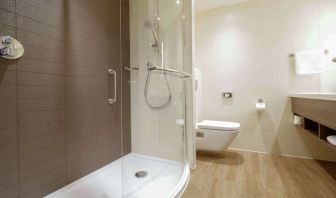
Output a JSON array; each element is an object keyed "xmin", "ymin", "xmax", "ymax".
[{"xmin": 144, "ymin": 19, "xmax": 161, "ymax": 53}]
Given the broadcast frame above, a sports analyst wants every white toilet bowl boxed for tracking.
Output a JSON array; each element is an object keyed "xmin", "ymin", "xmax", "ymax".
[{"xmin": 196, "ymin": 120, "xmax": 240, "ymax": 152}]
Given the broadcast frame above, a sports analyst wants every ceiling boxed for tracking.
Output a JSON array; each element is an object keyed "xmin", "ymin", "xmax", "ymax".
[{"xmin": 195, "ymin": 0, "xmax": 250, "ymax": 12}]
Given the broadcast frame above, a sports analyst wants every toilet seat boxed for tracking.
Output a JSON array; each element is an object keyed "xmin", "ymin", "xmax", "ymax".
[{"xmin": 197, "ymin": 120, "xmax": 240, "ymax": 131}]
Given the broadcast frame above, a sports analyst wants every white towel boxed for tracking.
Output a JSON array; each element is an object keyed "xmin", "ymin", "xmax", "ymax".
[{"xmin": 294, "ymin": 49, "xmax": 326, "ymax": 75}]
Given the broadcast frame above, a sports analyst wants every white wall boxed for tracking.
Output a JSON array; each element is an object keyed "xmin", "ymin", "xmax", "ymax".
[{"xmin": 195, "ymin": 0, "xmax": 336, "ymax": 160}]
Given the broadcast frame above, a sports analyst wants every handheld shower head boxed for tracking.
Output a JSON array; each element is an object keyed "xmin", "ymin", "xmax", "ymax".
[{"xmin": 144, "ymin": 19, "xmax": 160, "ymax": 53}]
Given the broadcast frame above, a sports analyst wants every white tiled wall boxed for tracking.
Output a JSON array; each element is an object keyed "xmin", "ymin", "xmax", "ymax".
[{"xmin": 195, "ymin": 0, "xmax": 336, "ymax": 160}]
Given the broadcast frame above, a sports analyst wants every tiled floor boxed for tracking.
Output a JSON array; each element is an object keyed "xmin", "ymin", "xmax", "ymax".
[{"xmin": 183, "ymin": 150, "xmax": 336, "ymax": 198}]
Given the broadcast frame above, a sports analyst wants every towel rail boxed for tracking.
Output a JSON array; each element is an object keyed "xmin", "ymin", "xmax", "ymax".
[
  {"xmin": 289, "ymin": 49, "xmax": 329, "ymax": 57},
  {"xmin": 289, "ymin": 49, "xmax": 336, "ymax": 63}
]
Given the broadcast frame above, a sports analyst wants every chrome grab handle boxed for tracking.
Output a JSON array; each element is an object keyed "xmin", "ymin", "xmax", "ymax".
[
  {"xmin": 148, "ymin": 66, "xmax": 191, "ymax": 78},
  {"xmin": 108, "ymin": 68, "xmax": 117, "ymax": 104}
]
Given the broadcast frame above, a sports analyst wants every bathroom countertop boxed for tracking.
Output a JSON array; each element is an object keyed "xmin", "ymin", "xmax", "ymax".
[{"xmin": 289, "ymin": 93, "xmax": 336, "ymax": 101}]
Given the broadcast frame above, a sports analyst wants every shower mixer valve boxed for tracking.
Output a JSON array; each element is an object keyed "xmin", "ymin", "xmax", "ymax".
[
  {"xmin": 149, "ymin": 42, "xmax": 158, "ymax": 49},
  {"xmin": 2, "ymin": 36, "xmax": 13, "ymax": 44},
  {"xmin": 0, "ymin": 47, "xmax": 11, "ymax": 56},
  {"xmin": 147, "ymin": 62, "xmax": 154, "ymax": 69},
  {"xmin": 0, "ymin": 35, "xmax": 24, "ymax": 59},
  {"xmin": 0, "ymin": 36, "xmax": 14, "ymax": 56}
]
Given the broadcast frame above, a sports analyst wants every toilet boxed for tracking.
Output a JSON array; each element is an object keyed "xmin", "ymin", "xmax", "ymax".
[
  {"xmin": 194, "ymin": 68, "xmax": 240, "ymax": 152},
  {"xmin": 196, "ymin": 120, "xmax": 240, "ymax": 151}
]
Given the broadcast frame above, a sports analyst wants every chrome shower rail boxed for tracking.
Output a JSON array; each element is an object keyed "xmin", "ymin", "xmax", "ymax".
[
  {"xmin": 124, "ymin": 66, "xmax": 139, "ymax": 71},
  {"xmin": 124, "ymin": 66, "xmax": 191, "ymax": 78},
  {"xmin": 149, "ymin": 66, "xmax": 191, "ymax": 78}
]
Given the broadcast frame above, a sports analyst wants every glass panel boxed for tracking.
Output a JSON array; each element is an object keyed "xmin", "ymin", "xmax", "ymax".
[
  {"xmin": 122, "ymin": 0, "xmax": 187, "ymax": 197},
  {"xmin": 0, "ymin": 1, "xmax": 125, "ymax": 197}
]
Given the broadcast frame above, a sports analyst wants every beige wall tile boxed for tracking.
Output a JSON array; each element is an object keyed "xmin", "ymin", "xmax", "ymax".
[{"xmin": 196, "ymin": 0, "xmax": 336, "ymax": 160}]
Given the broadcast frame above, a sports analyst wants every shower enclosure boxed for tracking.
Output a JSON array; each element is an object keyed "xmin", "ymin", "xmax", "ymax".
[
  {"xmin": 0, "ymin": 0, "xmax": 189, "ymax": 197},
  {"xmin": 122, "ymin": 0, "xmax": 190, "ymax": 197}
]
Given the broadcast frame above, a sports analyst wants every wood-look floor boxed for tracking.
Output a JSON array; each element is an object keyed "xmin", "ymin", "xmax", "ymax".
[{"xmin": 182, "ymin": 150, "xmax": 336, "ymax": 198}]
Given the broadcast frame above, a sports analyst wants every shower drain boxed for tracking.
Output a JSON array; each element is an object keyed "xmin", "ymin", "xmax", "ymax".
[{"xmin": 135, "ymin": 171, "xmax": 148, "ymax": 178}]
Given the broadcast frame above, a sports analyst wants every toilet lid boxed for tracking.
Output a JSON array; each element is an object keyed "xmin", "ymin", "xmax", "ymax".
[{"xmin": 197, "ymin": 120, "xmax": 240, "ymax": 131}]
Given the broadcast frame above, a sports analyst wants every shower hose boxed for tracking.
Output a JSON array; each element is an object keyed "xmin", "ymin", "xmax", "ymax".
[{"xmin": 144, "ymin": 65, "xmax": 172, "ymax": 110}]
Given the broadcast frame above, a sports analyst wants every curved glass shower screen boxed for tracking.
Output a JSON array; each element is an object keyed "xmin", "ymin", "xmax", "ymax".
[{"xmin": 122, "ymin": 0, "xmax": 189, "ymax": 197}]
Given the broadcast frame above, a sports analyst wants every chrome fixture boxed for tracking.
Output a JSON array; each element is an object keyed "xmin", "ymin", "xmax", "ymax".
[
  {"xmin": 134, "ymin": 171, "xmax": 148, "ymax": 178},
  {"xmin": 333, "ymin": 57, "xmax": 336, "ymax": 62},
  {"xmin": 147, "ymin": 64, "xmax": 191, "ymax": 78},
  {"xmin": 125, "ymin": 65, "xmax": 191, "ymax": 78},
  {"xmin": 124, "ymin": 66, "xmax": 139, "ymax": 71},
  {"xmin": 223, "ymin": 92, "xmax": 233, "ymax": 98},
  {"xmin": 289, "ymin": 49, "xmax": 329, "ymax": 57},
  {"xmin": 196, "ymin": 132, "xmax": 204, "ymax": 138},
  {"xmin": 144, "ymin": 20, "xmax": 164, "ymax": 67},
  {"xmin": 144, "ymin": 62, "xmax": 172, "ymax": 110},
  {"xmin": 108, "ymin": 68, "xmax": 117, "ymax": 105},
  {"xmin": 144, "ymin": 20, "xmax": 161, "ymax": 53},
  {"xmin": 143, "ymin": 0, "xmax": 172, "ymax": 110},
  {"xmin": 0, "ymin": 36, "xmax": 24, "ymax": 59}
]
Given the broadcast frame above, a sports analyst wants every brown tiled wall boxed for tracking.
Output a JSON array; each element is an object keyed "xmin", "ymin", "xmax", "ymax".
[
  {"xmin": 0, "ymin": 0, "xmax": 130, "ymax": 197},
  {"xmin": 0, "ymin": 1, "xmax": 19, "ymax": 197}
]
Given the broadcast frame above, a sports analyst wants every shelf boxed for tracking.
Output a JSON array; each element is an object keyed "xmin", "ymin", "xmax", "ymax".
[
  {"xmin": 303, "ymin": 118, "xmax": 319, "ymax": 137},
  {"xmin": 291, "ymin": 97, "xmax": 336, "ymax": 152},
  {"xmin": 296, "ymin": 116, "xmax": 336, "ymax": 151},
  {"xmin": 320, "ymin": 125, "xmax": 336, "ymax": 149},
  {"xmin": 291, "ymin": 97, "xmax": 336, "ymax": 130}
]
